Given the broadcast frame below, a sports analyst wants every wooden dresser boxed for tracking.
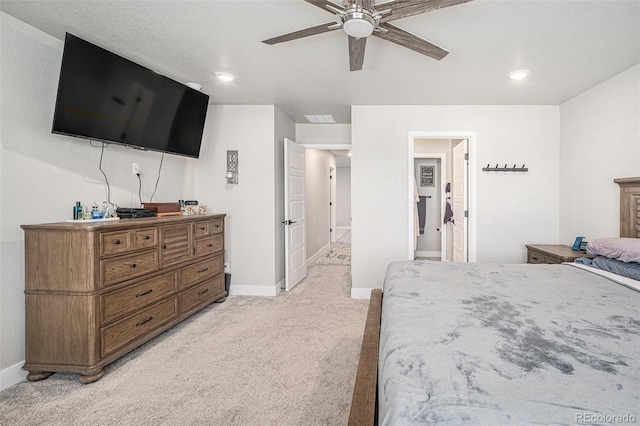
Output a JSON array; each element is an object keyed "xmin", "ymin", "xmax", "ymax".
[
  {"xmin": 21, "ymin": 213, "xmax": 226, "ymax": 383},
  {"xmin": 526, "ymin": 244, "xmax": 592, "ymax": 264}
]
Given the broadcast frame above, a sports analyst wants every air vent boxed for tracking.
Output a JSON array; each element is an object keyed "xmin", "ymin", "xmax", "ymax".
[{"xmin": 304, "ymin": 115, "xmax": 336, "ymax": 124}]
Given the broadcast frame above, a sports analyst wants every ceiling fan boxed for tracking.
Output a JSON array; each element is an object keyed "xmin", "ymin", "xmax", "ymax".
[{"xmin": 262, "ymin": 0, "xmax": 473, "ymax": 71}]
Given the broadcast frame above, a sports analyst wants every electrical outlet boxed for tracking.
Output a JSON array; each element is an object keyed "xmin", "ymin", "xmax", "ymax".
[
  {"xmin": 224, "ymin": 263, "xmax": 230, "ymax": 273},
  {"xmin": 132, "ymin": 162, "xmax": 140, "ymax": 175}
]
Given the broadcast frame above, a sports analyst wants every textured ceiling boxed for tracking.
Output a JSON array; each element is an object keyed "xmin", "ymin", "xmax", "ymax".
[{"xmin": 1, "ymin": 0, "xmax": 639, "ymax": 123}]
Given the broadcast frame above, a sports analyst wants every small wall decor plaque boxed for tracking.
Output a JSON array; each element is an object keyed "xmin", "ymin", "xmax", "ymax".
[{"xmin": 420, "ymin": 165, "xmax": 435, "ymax": 187}]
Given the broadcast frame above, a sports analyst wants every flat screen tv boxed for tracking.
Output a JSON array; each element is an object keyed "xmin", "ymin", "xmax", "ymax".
[{"xmin": 52, "ymin": 33, "xmax": 209, "ymax": 158}]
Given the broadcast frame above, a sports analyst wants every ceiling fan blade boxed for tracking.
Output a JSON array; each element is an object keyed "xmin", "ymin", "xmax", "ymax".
[
  {"xmin": 374, "ymin": 22, "xmax": 449, "ymax": 60},
  {"xmin": 380, "ymin": 0, "xmax": 474, "ymax": 23},
  {"xmin": 262, "ymin": 22, "xmax": 340, "ymax": 45},
  {"xmin": 348, "ymin": 36, "xmax": 367, "ymax": 71},
  {"xmin": 304, "ymin": 0, "xmax": 345, "ymax": 14}
]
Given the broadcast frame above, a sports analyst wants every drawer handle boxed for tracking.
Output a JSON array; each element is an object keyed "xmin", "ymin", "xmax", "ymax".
[
  {"xmin": 200, "ymin": 226, "xmax": 206, "ymax": 230},
  {"xmin": 135, "ymin": 316, "xmax": 153, "ymax": 327},
  {"xmin": 143, "ymin": 235, "xmax": 150, "ymax": 240},
  {"xmin": 198, "ymin": 267, "xmax": 209, "ymax": 274},
  {"xmin": 162, "ymin": 244, "xmax": 167, "ymax": 249},
  {"xmin": 135, "ymin": 289, "xmax": 153, "ymax": 298},
  {"xmin": 130, "ymin": 263, "xmax": 137, "ymax": 269},
  {"xmin": 198, "ymin": 288, "xmax": 209, "ymax": 296},
  {"xmin": 207, "ymin": 244, "xmax": 214, "ymax": 248},
  {"xmin": 114, "ymin": 239, "xmax": 121, "ymax": 245},
  {"xmin": 214, "ymin": 224, "xmax": 220, "ymax": 228}
]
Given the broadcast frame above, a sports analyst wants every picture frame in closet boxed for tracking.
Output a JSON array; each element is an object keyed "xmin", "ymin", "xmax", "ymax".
[{"xmin": 420, "ymin": 165, "xmax": 435, "ymax": 187}]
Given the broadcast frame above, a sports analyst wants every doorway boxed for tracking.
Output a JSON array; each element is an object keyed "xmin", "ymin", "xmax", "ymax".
[
  {"xmin": 300, "ymin": 144, "xmax": 351, "ymax": 267},
  {"xmin": 414, "ymin": 154, "xmax": 446, "ymax": 260},
  {"xmin": 407, "ymin": 132, "xmax": 477, "ymax": 262}
]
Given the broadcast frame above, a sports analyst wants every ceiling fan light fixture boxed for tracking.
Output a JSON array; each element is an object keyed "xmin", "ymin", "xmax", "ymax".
[
  {"xmin": 343, "ymin": 17, "xmax": 374, "ymax": 38},
  {"xmin": 509, "ymin": 69, "xmax": 530, "ymax": 80}
]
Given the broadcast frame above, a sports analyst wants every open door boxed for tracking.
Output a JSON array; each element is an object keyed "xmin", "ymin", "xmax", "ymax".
[
  {"xmin": 452, "ymin": 139, "xmax": 468, "ymax": 262},
  {"xmin": 284, "ymin": 138, "xmax": 307, "ymax": 291}
]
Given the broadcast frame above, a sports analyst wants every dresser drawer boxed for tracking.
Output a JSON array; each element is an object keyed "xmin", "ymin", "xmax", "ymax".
[
  {"xmin": 180, "ymin": 255, "xmax": 224, "ymax": 290},
  {"xmin": 101, "ymin": 250, "xmax": 159, "ymax": 287},
  {"xmin": 194, "ymin": 221, "xmax": 210, "ymax": 238},
  {"xmin": 179, "ymin": 275, "xmax": 224, "ymax": 314},
  {"xmin": 100, "ymin": 230, "xmax": 132, "ymax": 257},
  {"xmin": 194, "ymin": 235, "xmax": 223, "ymax": 257},
  {"xmin": 101, "ymin": 272, "xmax": 177, "ymax": 324},
  {"xmin": 100, "ymin": 296, "xmax": 178, "ymax": 357},
  {"xmin": 133, "ymin": 227, "xmax": 158, "ymax": 250},
  {"xmin": 194, "ymin": 219, "xmax": 224, "ymax": 238}
]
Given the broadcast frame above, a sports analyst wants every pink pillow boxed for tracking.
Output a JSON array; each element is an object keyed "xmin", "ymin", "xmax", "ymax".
[{"xmin": 586, "ymin": 238, "xmax": 640, "ymax": 263}]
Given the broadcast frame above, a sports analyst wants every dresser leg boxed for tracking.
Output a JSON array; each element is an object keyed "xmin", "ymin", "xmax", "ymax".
[
  {"xmin": 79, "ymin": 369, "xmax": 105, "ymax": 384},
  {"xmin": 215, "ymin": 296, "xmax": 226, "ymax": 303},
  {"xmin": 26, "ymin": 371, "xmax": 54, "ymax": 381}
]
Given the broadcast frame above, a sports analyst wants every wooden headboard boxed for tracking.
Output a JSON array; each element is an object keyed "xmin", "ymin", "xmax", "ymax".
[{"xmin": 615, "ymin": 177, "xmax": 640, "ymax": 238}]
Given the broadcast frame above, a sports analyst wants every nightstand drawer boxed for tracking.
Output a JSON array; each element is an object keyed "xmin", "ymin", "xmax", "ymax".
[{"xmin": 528, "ymin": 252, "xmax": 554, "ymax": 264}]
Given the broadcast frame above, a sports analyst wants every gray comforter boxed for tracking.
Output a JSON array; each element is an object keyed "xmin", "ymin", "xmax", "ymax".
[{"xmin": 379, "ymin": 261, "xmax": 640, "ymax": 425}]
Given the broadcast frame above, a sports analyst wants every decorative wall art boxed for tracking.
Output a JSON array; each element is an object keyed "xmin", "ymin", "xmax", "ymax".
[{"xmin": 420, "ymin": 165, "xmax": 435, "ymax": 187}]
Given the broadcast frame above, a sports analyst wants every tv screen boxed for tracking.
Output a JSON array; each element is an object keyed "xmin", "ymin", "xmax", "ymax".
[{"xmin": 52, "ymin": 33, "xmax": 209, "ymax": 158}]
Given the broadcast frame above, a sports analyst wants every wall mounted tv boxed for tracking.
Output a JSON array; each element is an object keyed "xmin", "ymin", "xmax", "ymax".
[{"xmin": 52, "ymin": 33, "xmax": 209, "ymax": 158}]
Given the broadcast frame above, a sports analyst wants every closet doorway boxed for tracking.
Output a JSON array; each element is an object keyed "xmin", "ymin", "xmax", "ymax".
[
  {"xmin": 414, "ymin": 154, "xmax": 446, "ymax": 260},
  {"xmin": 407, "ymin": 132, "xmax": 477, "ymax": 262}
]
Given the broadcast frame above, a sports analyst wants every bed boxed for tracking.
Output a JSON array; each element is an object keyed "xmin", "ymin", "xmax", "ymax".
[{"xmin": 348, "ymin": 177, "xmax": 640, "ymax": 425}]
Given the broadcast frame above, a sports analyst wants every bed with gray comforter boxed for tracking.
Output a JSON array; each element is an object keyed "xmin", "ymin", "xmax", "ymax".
[{"xmin": 379, "ymin": 260, "xmax": 640, "ymax": 425}]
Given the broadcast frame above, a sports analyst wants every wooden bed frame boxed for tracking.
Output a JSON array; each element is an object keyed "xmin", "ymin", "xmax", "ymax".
[{"xmin": 347, "ymin": 177, "xmax": 640, "ymax": 425}]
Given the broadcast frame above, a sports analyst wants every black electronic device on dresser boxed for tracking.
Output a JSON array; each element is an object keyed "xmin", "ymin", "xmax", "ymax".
[{"xmin": 116, "ymin": 208, "xmax": 157, "ymax": 219}]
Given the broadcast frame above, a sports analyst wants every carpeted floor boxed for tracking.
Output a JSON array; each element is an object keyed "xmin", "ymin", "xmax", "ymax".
[
  {"xmin": 315, "ymin": 243, "xmax": 351, "ymax": 266},
  {"xmin": 0, "ymin": 264, "xmax": 367, "ymax": 426}
]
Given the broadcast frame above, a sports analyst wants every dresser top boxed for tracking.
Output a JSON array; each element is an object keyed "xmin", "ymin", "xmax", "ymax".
[{"xmin": 22, "ymin": 213, "xmax": 226, "ymax": 232}]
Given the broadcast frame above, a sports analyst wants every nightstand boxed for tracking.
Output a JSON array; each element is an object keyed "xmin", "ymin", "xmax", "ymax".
[{"xmin": 526, "ymin": 244, "xmax": 593, "ymax": 264}]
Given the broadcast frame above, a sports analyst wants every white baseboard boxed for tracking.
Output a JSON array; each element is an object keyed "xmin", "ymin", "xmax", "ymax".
[
  {"xmin": 229, "ymin": 284, "xmax": 280, "ymax": 297},
  {"xmin": 351, "ymin": 287, "xmax": 379, "ymax": 299},
  {"xmin": 1, "ymin": 361, "xmax": 27, "ymax": 391},
  {"xmin": 307, "ymin": 242, "xmax": 331, "ymax": 265},
  {"xmin": 416, "ymin": 251, "xmax": 441, "ymax": 258}
]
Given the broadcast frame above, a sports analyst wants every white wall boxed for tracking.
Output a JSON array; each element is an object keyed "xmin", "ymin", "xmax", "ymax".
[
  {"xmin": 195, "ymin": 105, "xmax": 281, "ymax": 296},
  {"xmin": 305, "ymin": 149, "xmax": 336, "ymax": 259},
  {"xmin": 351, "ymin": 105, "xmax": 560, "ymax": 296},
  {"xmin": 336, "ymin": 167, "xmax": 351, "ymax": 227},
  {"xmin": 295, "ymin": 123, "xmax": 351, "ymax": 145},
  {"xmin": 559, "ymin": 64, "xmax": 640, "ymax": 243},
  {"xmin": 0, "ymin": 14, "xmax": 196, "ymax": 378}
]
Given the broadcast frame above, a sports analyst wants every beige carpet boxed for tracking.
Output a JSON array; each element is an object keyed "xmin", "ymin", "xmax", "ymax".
[{"xmin": 0, "ymin": 264, "xmax": 367, "ymax": 426}]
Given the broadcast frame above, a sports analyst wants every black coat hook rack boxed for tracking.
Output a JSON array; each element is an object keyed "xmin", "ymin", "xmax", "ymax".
[{"xmin": 482, "ymin": 163, "xmax": 529, "ymax": 172}]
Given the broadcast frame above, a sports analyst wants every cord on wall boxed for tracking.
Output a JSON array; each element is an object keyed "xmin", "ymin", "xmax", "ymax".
[
  {"xmin": 136, "ymin": 173, "xmax": 143, "ymax": 207},
  {"xmin": 98, "ymin": 142, "xmax": 117, "ymax": 208},
  {"xmin": 149, "ymin": 153, "xmax": 164, "ymax": 202}
]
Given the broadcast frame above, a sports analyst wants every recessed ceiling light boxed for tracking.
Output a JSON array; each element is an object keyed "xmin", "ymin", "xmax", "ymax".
[
  {"xmin": 215, "ymin": 72, "xmax": 235, "ymax": 82},
  {"xmin": 185, "ymin": 82, "xmax": 202, "ymax": 91},
  {"xmin": 509, "ymin": 69, "xmax": 530, "ymax": 80},
  {"xmin": 304, "ymin": 114, "xmax": 336, "ymax": 123}
]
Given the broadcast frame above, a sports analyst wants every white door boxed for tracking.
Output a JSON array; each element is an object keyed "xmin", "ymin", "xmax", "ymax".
[
  {"xmin": 330, "ymin": 166, "xmax": 337, "ymax": 243},
  {"xmin": 284, "ymin": 138, "xmax": 307, "ymax": 291},
  {"xmin": 452, "ymin": 140, "xmax": 468, "ymax": 262}
]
